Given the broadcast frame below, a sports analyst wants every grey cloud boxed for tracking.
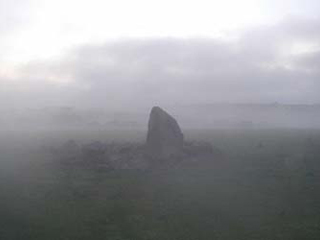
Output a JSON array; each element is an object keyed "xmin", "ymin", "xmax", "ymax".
[
  {"xmin": 1, "ymin": 17, "xmax": 320, "ymax": 110},
  {"xmin": 294, "ymin": 50, "xmax": 320, "ymax": 72}
]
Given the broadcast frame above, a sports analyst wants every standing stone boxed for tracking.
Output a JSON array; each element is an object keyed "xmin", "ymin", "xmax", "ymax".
[{"xmin": 146, "ymin": 106, "xmax": 184, "ymax": 158}]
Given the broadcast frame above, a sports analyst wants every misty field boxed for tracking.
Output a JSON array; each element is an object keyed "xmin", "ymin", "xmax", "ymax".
[{"xmin": 1, "ymin": 129, "xmax": 320, "ymax": 240}]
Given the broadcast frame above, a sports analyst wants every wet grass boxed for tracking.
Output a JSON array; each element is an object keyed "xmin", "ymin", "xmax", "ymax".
[{"xmin": 1, "ymin": 129, "xmax": 320, "ymax": 239}]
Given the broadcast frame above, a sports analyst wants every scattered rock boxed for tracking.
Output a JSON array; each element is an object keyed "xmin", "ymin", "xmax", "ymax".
[
  {"xmin": 45, "ymin": 107, "xmax": 224, "ymax": 170},
  {"xmin": 108, "ymin": 142, "xmax": 149, "ymax": 170},
  {"xmin": 183, "ymin": 141, "xmax": 225, "ymax": 163},
  {"xmin": 58, "ymin": 139, "xmax": 80, "ymax": 162},
  {"xmin": 81, "ymin": 141, "xmax": 108, "ymax": 163}
]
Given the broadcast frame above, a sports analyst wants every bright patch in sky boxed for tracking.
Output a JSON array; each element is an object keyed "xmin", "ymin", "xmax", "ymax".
[
  {"xmin": 4, "ymin": 0, "xmax": 272, "ymax": 62},
  {"xmin": 1, "ymin": 0, "xmax": 319, "ymax": 64},
  {"xmin": 290, "ymin": 42, "xmax": 320, "ymax": 55}
]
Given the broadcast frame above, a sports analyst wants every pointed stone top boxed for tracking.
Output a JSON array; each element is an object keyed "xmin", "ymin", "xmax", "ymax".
[
  {"xmin": 149, "ymin": 106, "xmax": 174, "ymax": 121},
  {"xmin": 146, "ymin": 106, "xmax": 184, "ymax": 158}
]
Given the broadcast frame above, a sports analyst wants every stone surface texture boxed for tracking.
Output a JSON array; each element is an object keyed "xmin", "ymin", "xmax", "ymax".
[{"xmin": 146, "ymin": 106, "xmax": 184, "ymax": 158}]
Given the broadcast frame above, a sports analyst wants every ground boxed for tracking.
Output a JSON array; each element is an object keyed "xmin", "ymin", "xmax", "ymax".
[{"xmin": 0, "ymin": 128, "xmax": 320, "ymax": 240}]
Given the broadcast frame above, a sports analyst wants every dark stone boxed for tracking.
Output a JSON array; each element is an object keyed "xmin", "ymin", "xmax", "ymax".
[{"xmin": 146, "ymin": 106, "xmax": 184, "ymax": 159}]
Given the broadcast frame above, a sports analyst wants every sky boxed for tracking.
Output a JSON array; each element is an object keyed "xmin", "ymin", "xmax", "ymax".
[{"xmin": 0, "ymin": 0, "xmax": 320, "ymax": 109}]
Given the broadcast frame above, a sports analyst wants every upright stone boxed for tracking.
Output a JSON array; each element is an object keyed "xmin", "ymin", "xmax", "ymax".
[{"xmin": 146, "ymin": 106, "xmax": 184, "ymax": 158}]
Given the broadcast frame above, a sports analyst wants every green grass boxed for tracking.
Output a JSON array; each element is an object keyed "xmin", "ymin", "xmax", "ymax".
[{"xmin": 1, "ymin": 129, "xmax": 320, "ymax": 239}]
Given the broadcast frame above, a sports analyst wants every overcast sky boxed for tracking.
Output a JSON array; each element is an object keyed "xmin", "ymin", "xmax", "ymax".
[{"xmin": 1, "ymin": 0, "xmax": 320, "ymax": 109}]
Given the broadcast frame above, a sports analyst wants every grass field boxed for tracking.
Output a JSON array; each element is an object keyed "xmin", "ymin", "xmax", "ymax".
[{"xmin": 1, "ymin": 128, "xmax": 320, "ymax": 240}]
